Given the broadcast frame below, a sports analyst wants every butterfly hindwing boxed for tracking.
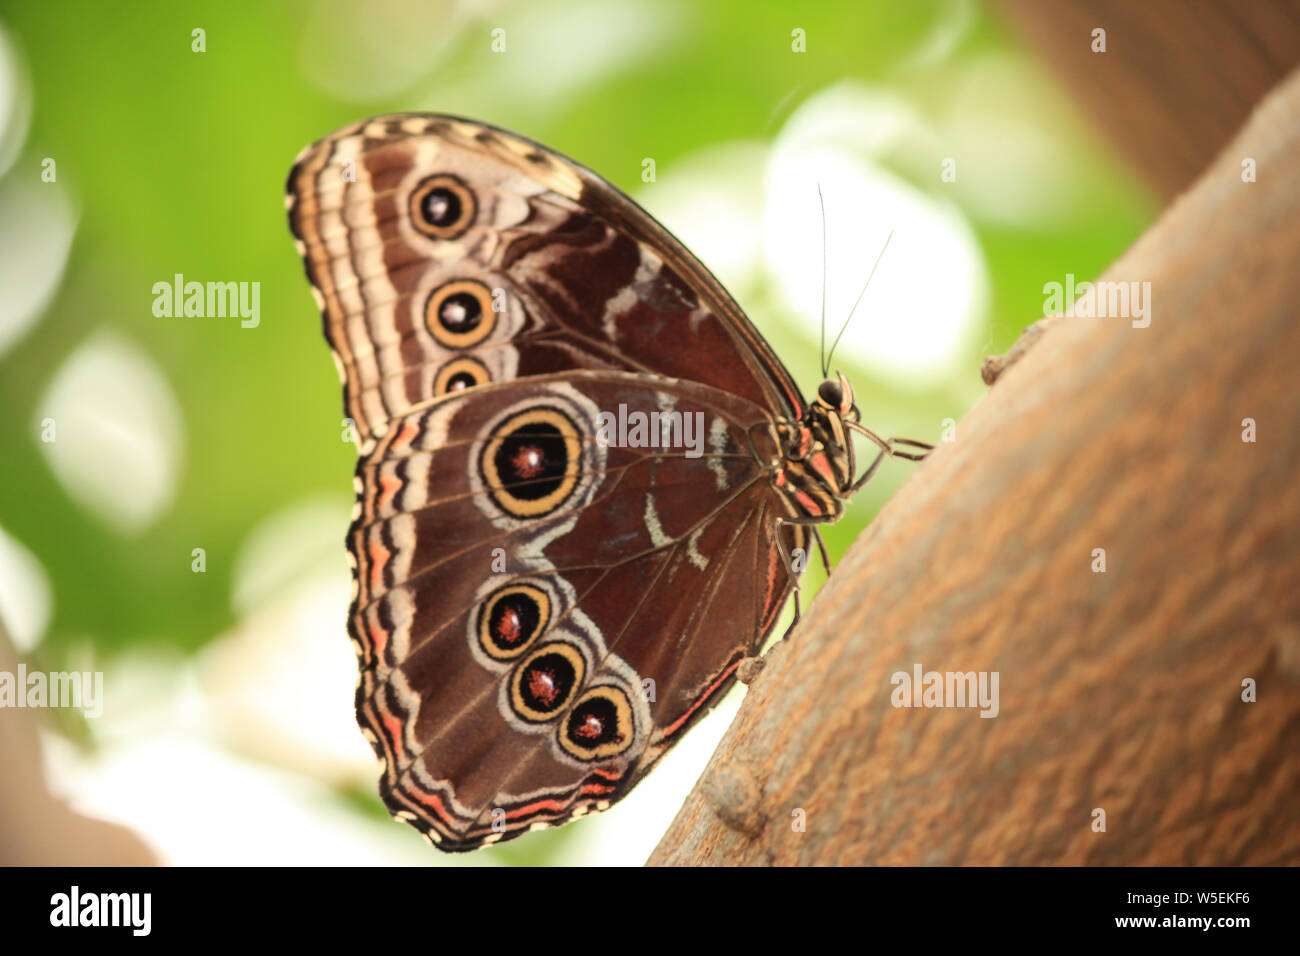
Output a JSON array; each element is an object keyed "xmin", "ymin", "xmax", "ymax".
[{"xmin": 347, "ymin": 372, "xmax": 806, "ymax": 849}]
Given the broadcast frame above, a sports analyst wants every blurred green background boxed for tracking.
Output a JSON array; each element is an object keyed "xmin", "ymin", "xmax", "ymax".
[{"xmin": 0, "ymin": 0, "xmax": 1152, "ymax": 865}]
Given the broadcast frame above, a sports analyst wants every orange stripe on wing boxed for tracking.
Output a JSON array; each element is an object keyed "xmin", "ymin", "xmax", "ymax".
[
  {"xmin": 761, "ymin": 545, "xmax": 785, "ymax": 632},
  {"xmin": 389, "ymin": 418, "xmax": 421, "ymax": 454},
  {"xmin": 367, "ymin": 534, "xmax": 391, "ymax": 594},
  {"xmin": 660, "ymin": 656, "xmax": 743, "ymax": 739},
  {"xmin": 366, "ymin": 611, "xmax": 389, "ymax": 658},
  {"xmin": 399, "ymin": 783, "xmax": 461, "ymax": 829},
  {"xmin": 372, "ymin": 698, "xmax": 408, "ymax": 765},
  {"xmin": 377, "ymin": 469, "xmax": 402, "ymax": 513},
  {"xmin": 502, "ymin": 782, "xmax": 618, "ymax": 821}
]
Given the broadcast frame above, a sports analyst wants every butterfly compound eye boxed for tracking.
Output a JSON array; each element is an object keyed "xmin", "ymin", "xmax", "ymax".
[
  {"xmin": 410, "ymin": 174, "xmax": 475, "ymax": 239},
  {"xmin": 817, "ymin": 379, "xmax": 843, "ymax": 408}
]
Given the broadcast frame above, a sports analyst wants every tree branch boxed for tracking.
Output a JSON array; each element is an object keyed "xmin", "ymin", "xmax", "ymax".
[
  {"xmin": 648, "ymin": 66, "xmax": 1300, "ymax": 866},
  {"xmin": 995, "ymin": 0, "xmax": 1300, "ymax": 198}
]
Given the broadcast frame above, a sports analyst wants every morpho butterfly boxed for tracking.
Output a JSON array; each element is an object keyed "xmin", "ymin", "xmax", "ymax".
[{"xmin": 285, "ymin": 114, "xmax": 930, "ymax": 851}]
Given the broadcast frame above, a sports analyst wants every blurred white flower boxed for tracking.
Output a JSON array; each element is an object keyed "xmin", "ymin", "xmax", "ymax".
[
  {"xmin": 0, "ymin": 179, "xmax": 77, "ymax": 359},
  {"xmin": 35, "ymin": 331, "xmax": 184, "ymax": 535},
  {"xmin": 0, "ymin": 25, "xmax": 32, "ymax": 180},
  {"xmin": 0, "ymin": 524, "xmax": 52, "ymax": 653},
  {"xmin": 416, "ymin": 0, "xmax": 683, "ymax": 119},
  {"xmin": 43, "ymin": 729, "xmax": 436, "ymax": 866},
  {"xmin": 902, "ymin": 0, "xmax": 976, "ymax": 70},
  {"xmin": 939, "ymin": 54, "xmax": 1083, "ymax": 228},
  {"xmin": 299, "ymin": 0, "xmax": 475, "ymax": 102},
  {"xmin": 202, "ymin": 497, "xmax": 375, "ymax": 784}
]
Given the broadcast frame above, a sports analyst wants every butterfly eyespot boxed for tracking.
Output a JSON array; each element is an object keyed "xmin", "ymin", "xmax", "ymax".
[
  {"xmin": 559, "ymin": 686, "xmax": 635, "ymax": 761},
  {"xmin": 479, "ymin": 406, "xmax": 582, "ymax": 518},
  {"xmin": 434, "ymin": 356, "xmax": 491, "ymax": 395},
  {"xmin": 477, "ymin": 583, "xmax": 551, "ymax": 661},
  {"xmin": 509, "ymin": 642, "xmax": 586, "ymax": 723},
  {"xmin": 426, "ymin": 280, "xmax": 496, "ymax": 349},
  {"xmin": 410, "ymin": 174, "xmax": 475, "ymax": 239}
]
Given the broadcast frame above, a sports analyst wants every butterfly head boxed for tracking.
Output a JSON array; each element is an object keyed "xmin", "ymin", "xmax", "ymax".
[{"xmin": 813, "ymin": 370, "xmax": 859, "ymax": 422}]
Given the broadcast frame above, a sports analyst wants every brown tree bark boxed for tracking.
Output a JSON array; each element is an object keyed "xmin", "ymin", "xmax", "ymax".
[
  {"xmin": 995, "ymin": 0, "xmax": 1300, "ymax": 199},
  {"xmin": 648, "ymin": 66, "xmax": 1300, "ymax": 867}
]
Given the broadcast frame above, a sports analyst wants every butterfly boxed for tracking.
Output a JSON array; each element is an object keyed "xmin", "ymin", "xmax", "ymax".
[{"xmin": 285, "ymin": 114, "xmax": 930, "ymax": 851}]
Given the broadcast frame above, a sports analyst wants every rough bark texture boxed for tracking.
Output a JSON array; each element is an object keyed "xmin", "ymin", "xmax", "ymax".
[
  {"xmin": 648, "ymin": 67, "xmax": 1300, "ymax": 867},
  {"xmin": 996, "ymin": 0, "xmax": 1300, "ymax": 198}
]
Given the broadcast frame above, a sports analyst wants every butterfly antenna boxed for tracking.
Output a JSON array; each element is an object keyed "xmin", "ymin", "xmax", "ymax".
[
  {"xmin": 818, "ymin": 184, "xmax": 829, "ymax": 378},
  {"xmin": 824, "ymin": 230, "xmax": 893, "ymax": 374}
]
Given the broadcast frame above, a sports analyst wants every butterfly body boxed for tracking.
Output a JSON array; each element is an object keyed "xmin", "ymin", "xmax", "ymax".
[{"xmin": 286, "ymin": 114, "xmax": 924, "ymax": 850}]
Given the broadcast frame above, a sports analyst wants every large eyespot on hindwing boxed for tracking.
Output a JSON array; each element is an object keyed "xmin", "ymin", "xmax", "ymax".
[
  {"xmin": 426, "ymin": 280, "xmax": 495, "ymax": 349},
  {"xmin": 509, "ymin": 641, "xmax": 586, "ymax": 723},
  {"xmin": 559, "ymin": 685, "xmax": 636, "ymax": 762},
  {"xmin": 476, "ymin": 582, "xmax": 550, "ymax": 662},
  {"xmin": 468, "ymin": 383, "xmax": 605, "ymax": 535},
  {"xmin": 434, "ymin": 356, "xmax": 491, "ymax": 396},
  {"xmin": 409, "ymin": 174, "xmax": 475, "ymax": 240},
  {"xmin": 478, "ymin": 405, "xmax": 582, "ymax": 518}
]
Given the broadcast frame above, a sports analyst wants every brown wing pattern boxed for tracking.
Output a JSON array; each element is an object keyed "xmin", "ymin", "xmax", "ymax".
[
  {"xmin": 347, "ymin": 373, "xmax": 806, "ymax": 849},
  {"xmin": 285, "ymin": 115, "xmax": 811, "ymax": 851},
  {"xmin": 286, "ymin": 113, "xmax": 803, "ymax": 449}
]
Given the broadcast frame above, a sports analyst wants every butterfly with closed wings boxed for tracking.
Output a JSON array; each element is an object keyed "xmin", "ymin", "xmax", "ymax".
[{"xmin": 285, "ymin": 114, "xmax": 930, "ymax": 851}]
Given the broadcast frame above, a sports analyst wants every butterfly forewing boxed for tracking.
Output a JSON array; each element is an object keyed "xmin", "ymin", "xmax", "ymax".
[{"xmin": 286, "ymin": 114, "xmax": 802, "ymax": 447}]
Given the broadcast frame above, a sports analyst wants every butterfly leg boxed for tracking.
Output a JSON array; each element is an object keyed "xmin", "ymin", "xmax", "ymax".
[
  {"xmin": 766, "ymin": 523, "xmax": 833, "ymax": 646},
  {"xmin": 784, "ymin": 587, "xmax": 802, "ymax": 641},
  {"xmin": 846, "ymin": 420, "xmax": 893, "ymax": 455},
  {"xmin": 847, "ymin": 421, "xmax": 934, "ymax": 460},
  {"xmin": 776, "ymin": 529, "xmax": 804, "ymax": 642},
  {"xmin": 887, "ymin": 437, "xmax": 934, "ymax": 461},
  {"xmin": 848, "ymin": 446, "xmax": 889, "ymax": 495},
  {"xmin": 845, "ymin": 423, "xmax": 934, "ymax": 495},
  {"xmin": 813, "ymin": 528, "xmax": 832, "ymax": 576}
]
